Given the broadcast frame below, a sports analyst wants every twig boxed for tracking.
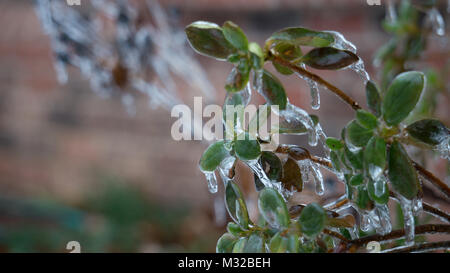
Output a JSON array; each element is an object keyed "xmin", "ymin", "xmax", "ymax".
[
  {"xmin": 382, "ymin": 241, "xmax": 450, "ymax": 253},
  {"xmin": 323, "ymin": 228, "xmax": 349, "ymax": 243},
  {"xmin": 412, "ymin": 161, "xmax": 450, "ymax": 198},
  {"xmin": 270, "ymin": 54, "xmax": 362, "ymax": 111},
  {"xmin": 348, "ymin": 224, "xmax": 450, "ymax": 248},
  {"xmin": 423, "ymin": 202, "xmax": 450, "ymax": 223}
]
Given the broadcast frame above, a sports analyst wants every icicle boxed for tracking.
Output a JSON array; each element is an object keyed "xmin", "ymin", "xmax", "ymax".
[
  {"xmin": 360, "ymin": 212, "xmax": 371, "ymax": 232},
  {"xmin": 398, "ymin": 195, "xmax": 415, "ymax": 246},
  {"xmin": 246, "ymin": 160, "xmax": 273, "ymax": 189},
  {"xmin": 386, "ymin": 0, "xmax": 397, "ymax": 23},
  {"xmin": 202, "ymin": 171, "xmax": 218, "ymax": 194},
  {"xmin": 348, "ymin": 60, "xmax": 371, "ymax": 84},
  {"xmin": 298, "ymin": 160, "xmax": 311, "ymax": 185},
  {"xmin": 412, "ymin": 197, "xmax": 423, "ymax": 217},
  {"xmin": 295, "ymin": 66, "xmax": 320, "ymax": 110},
  {"xmin": 280, "ymin": 103, "xmax": 318, "ymax": 146},
  {"xmin": 427, "ymin": 8, "xmax": 445, "ymax": 36},
  {"xmin": 218, "ymin": 156, "xmax": 236, "ymax": 186},
  {"xmin": 435, "ymin": 136, "xmax": 450, "ymax": 160},
  {"xmin": 368, "ymin": 204, "xmax": 392, "ymax": 235},
  {"xmin": 374, "ymin": 175, "xmax": 387, "ymax": 198},
  {"xmin": 324, "ymin": 31, "xmax": 357, "ymax": 53},
  {"xmin": 311, "ymin": 162, "xmax": 325, "ymax": 196}
]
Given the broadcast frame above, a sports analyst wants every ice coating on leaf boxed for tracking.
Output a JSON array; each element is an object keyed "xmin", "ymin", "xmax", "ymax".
[
  {"xmin": 324, "ymin": 31, "xmax": 357, "ymax": 53},
  {"xmin": 368, "ymin": 204, "xmax": 392, "ymax": 235},
  {"xmin": 360, "ymin": 212, "xmax": 371, "ymax": 232},
  {"xmin": 426, "ymin": 8, "xmax": 445, "ymax": 36},
  {"xmin": 435, "ymin": 136, "xmax": 450, "ymax": 160},
  {"xmin": 203, "ymin": 171, "xmax": 218, "ymax": 194},
  {"xmin": 386, "ymin": 0, "xmax": 397, "ymax": 23},
  {"xmin": 218, "ymin": 156, "xmax": 236, "ymax": 185},
  {"xmin": 398, "ymin": 195, "xmax": 415, "ymax": 246},
  {"xmin": 280, "ymin": 103, "xmax": 318, "ymax": 146},
  {"xmin": 373, "ymin": 175, "xmax": 387, "ymax": 198},
  {"xmin": 348, "ymin": 60, "xmax": 371, "ymax": 84}
]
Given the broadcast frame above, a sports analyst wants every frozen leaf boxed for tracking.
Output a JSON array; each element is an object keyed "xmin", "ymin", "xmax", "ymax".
[
  {"xmin": 326, "ymin": 137, "xmax": 344, "ymax": 151},
  {"xmin": 368, "ymin": 178, "xmax": 389, "ymax": 205},
  {"xmin": 249, "ymin": 42, "xmax": 264, "ymax": 69},
  {"xmin": 406, "ymin": 119, "xmax": 449, "ymax": 146},
  {"xmin": 356, "ymin": 110, "xmax": 378, "ymax": 130},
  {"xmin": 243, "ymin": 233, "xmax": 265, "ymax": 253},
  {"xmin": 269, "ymin": 232, "xmax": 298, "ymax": 253},
  {"xmin": 388, "ymin": 141, "xmax": 419, "ymax": 200},
  {"xmin": 225, "ymin": 181, "xmax": 250, "ymax": 228},
  {"xmin": 257, "ymin": 70, "xmax": 288, "ymax": 110},
  {"xmin": 235, "ymin": 133, "xmax": 261, "ymax": 161},
  {"xmin": 350, "ymin": 174, "xmax": 364, "ymax": 186},
  {"xmin": 222, "ymin": 21, "xmax": 248, "ymax": 51},
  {"xmin": 267, "ymin": 27, "xmax": 334, "ymax": 48},
  {"xmin": 356, "ymin": 187, "xmax": 373, "ymax": 210},
  {"xmin": 364, "ymin": 136, "xmax": 387, "ymax": 181},
  {"xmin": 258, "ymin": 188, "xmax": 290, "ymax": 228},
  {"xmin": 301, "ymin": 47, "xmax": 359, "ymax": 70},
  {"xmin": 346, "ymin": 120, "xmax": 374, "ymax": 147},
  {"xmin": 225, "ymin": 61, "xmax": 250, "ymax": 93},
  {"xmin": 382, "ymin": 71, "xmax": 425, "ymax": 126},
  {"xmin": 227, "ymin": 222, "xmax": 243, "ymax": 237},
  {"xmin": 365, "ymin": 81, "xmax": 382, "ymax": 117},
  {"xmin": 185, "ymin": 21, "xmax": 235, "ymax": 60},
  {"xmin": 216, "ymin": 233, "xmax": 237, "ymax": 253},
  {"xmin": 298, "ymin": 203, "xmax": 326, "ymax": 238},
  {"xmin": 344, "ymin": 145, "xmax": 364, "ymax": 170},
  {"xmin": 232, "ymin": 237, "xmax": 247, "ymax": 253},
  {"xmin": 199, "ymin": 141, "xmax": 230, "ymax": 172},
  {"xmin": 281, "ymin": 157, "xmax": 303, "ymax": 192},
  {"xmin": 254, "ymin": 151, "xmax": 283, "ymax": 191}
]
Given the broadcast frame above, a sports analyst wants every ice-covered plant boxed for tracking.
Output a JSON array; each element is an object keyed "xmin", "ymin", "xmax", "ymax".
[{"xmin": 186, "ymin": 1, "xmax": 449, "ymax": 253}]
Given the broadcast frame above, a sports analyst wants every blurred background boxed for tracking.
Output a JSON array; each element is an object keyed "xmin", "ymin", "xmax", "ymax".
[{"xmin": 0, "ymin": 0, "xmax": 448, "ymax": 252}]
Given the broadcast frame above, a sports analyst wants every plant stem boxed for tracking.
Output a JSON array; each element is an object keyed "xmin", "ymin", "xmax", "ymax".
[
  {"xmin": 412, "ymin": 161, "xmax": 450, "ymax": 198},
  {"xmin": 270, "ymin": 54, "xmax": 362, "ymax": 111},
  {"xmin": 382, "ymin": 241, "xmax": 450, "ymax": 253},
  {"xmin": 348, "ymin": 224, "xmax": 450, "ymax": 248}
]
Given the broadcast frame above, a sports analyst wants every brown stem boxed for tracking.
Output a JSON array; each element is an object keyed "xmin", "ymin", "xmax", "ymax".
[
  {"xmin": 412, "ymin": 161, "xmax": 450, "ymax": 198},
  {"xmin": 271, "ymin": 54, "xmax": 362, "ymax": 111},
  {"xmin": 323, "ymin": 228, "xmax": 349, "ymax": 243},
  {"xmin": 383, "ymin": 241, "xmax": 450, "ymax": 253},
  {"xmin": 348, "ymin": 224, "xmax": 450, "ymax": 248},
  {"xmin": 422, "ymin": 202, "xmax": 450, "ymax": 222}
]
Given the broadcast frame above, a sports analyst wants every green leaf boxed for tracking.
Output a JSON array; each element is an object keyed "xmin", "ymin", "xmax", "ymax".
[
  {"xmin": 346, "ymin": 120, "xmax": 374, "ymax": 147},
  {"xmin": 406, "ymin": 119, "xmax": 449, "ymax": 146},
  {"xmin": 222, "ymin": 21, "xmax": 248, "ymax": 51},
  {"xmin": 356, "ymin": 110, "xmax": 378, "ymax": 130},
  {"xmin": 267, "ymin": 27, "xmax": 334, "ymax": 48},
  {"xmin": 257, "ymin": 70, "xmax": 288, "ymax": 110},
  {"xmin": 227, "ymin": 222, "xmax": 243, "ymax": 237},
  {"xmin": 364, "ymin": 136, "xmax": 387, "ymax": 181},
  {"xmin": 199, "ymin": 141, "xmax": 230, "ymax": 172},
  {"xmin": 273, "ymin": 62, "xmax": 294, "ymax": 75},
  {"xmin": 254, "ymin": 152, "xmax": 283, "ymax": 191},
  {"xmin": 249, "ymin": 42, "xmax": 264, "ymax": 69},
  {"xmin": 350, "ymin": 174, "xmax": 364, "ymax": 186},
  {"xmin": 367, "ymin": 178, "xmax": 389, "ymax": 205},
  {"xmin": 235, "ymin": 133, "xmax": 261, "ymax": 161},
  {"xmin": 272, "ymin": 42, "xmax": 303, "ymax": 60},
  {"xmin": 301, "ymin": 47, "xmax": 359, "ymax": 70},
  {"xmin": 326, "ymin": 137, "xmax": 344, "ymax": 151},
  {"xmin": 216, "ymin": 233, "xmax": 237, "ymax": 253},
  {"xmin": 243, "ymin": 233, "xmax": 265, "ymax": 253},
  {"xmin": 344, "ymin": 145, "xmax": 364, "ymax": 170},
  {"xmin": 232, "ymin": 237, "xmax": 247, "ymax": 253},
  {"xmin": 366, "ymin": 81, "xmax": 382, "ymax": 117},
  {"xmin": 269, "ymin": 232, "xmax": 288, "ymax": 253},
  {"xmin": 330, "ymin": 151, "xmax": 342, "ymax": 173},
  {"xmin": 225, "ymin": 61, "xmax": 250, "ymax": 92},
  {"xmin": 258, "ymin": 188, "xmax": 290, "ymax": 228},
  {"xmin": 280, "ymin": 157, "xmax": 303, "ymax": 192},
  {"xmin": 225, "ymin": 181, "xmax": 250, "ymax": 228},
  {"xmin": 356, "ymin": 187, "xmax": 373, "ymax": 210},
  {"xmin": 388, "ymin": 141, "xmax": 419, "ymax": 200},
  {"xmin": 298, "ymin": 203, "xmax": 326, "ymax": 238},
  {"xmin": 382, "ymin": 71, "xmax": 425, "ymax": 126},
  {"xmin": 185, "ymin": 21, "xmax": 235, "ymax": 60}
]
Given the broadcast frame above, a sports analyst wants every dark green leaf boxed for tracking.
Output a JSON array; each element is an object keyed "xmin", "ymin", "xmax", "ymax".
[
  {"xmin": 225, "ymin": 61, "xmax": 250, "ymax": 93},
  {"xmin": 222, "ymin": 21, "xmax": 248, "ymax": 51},
  {"xmin": 388, "ymin": 141, "xmax": 419, "ymax": 200},
  {"xmin": 260, "ymin": 151, "xmax": 283, "ymax": 181},
  {"xmin": 382, "ymin": 71, "xmax": 425, "ymax": 126},
  {"xmin": 267, "ymin": 27, "xmax": 334, "ymax": 48},
  {"xmin": 185, "ymin": 21, "xmax": 235, "ymax": 60},
  {"xmin": 366, "ymin": 81, "xmax": 382, "ymax": 117},
  {"xmin": 356, "ymin": 110, "xmax": 378, "ymax": 130},
  {"xmin": 216, "ymin": 233, "xmax": 237, "ymax": 253},
  {"xmin": 344, "ymin": 145, "xmax": 364, "ymax": 170},
  {"xmin": 225, "ymin": 181, "xmax": 250, "ymax": 228},
  {"xmin": 364, "ymin": 136, "xmax": 387, "ymax": 181},
  {"xmin": 367, "ymin": 179, "xmax": 389, "ymax": 205},
  {"xmin": 326, "ymin": 137, "xmax": 344, "ymax": 151},
  {"xmin": 406, "ymin": 119, "xmax": 449, "ymax": 146},
  {"xmin": 346, "ymin": 120, "xmax": 374, "ymax": 147},
  {"xmin": 356, "ymin": 187, "xmax": 373, "ymax": 210},
  {"xmin": 298, "ymin": 203, "xmax": 326, "ymax": 238},
  {"xmin": 257, "ymin": 70, "xmax": 288, "ymax": 110},
  {"xmin": 258, "ymin": 188, "xmax": 290, "ymax": 228},
  {"xmin": 199, "ymin": 141, "xmax": 230, "ymax": 172},
  {"xmin": 330, "ymin": 151, "xmax": 342, "ymax": 172},
  {"xmin": 235, "ymin": 133, "xmax": 261, "ymax": 161},
  {"xmin": 301, "ymin": 47, "xmax": 359, "ymax": 70},
  {"xmin": 281, "ymin": 157, "xmax": 303, "ymax": 192},
  {"xmin": 350, "ymin": 174, "xmax": 364, "ymax": 186}
]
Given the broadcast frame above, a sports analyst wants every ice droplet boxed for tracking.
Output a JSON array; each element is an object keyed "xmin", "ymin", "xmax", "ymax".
[
  {"xmin": 374, "ymin": 175, "xmax": 387, "ymax": 198},
  {"xmin": 203, "ymin": 171, "xmax": 218, "ymax": 194},
  {"xmin": 435, "ymin": 136, "xmax": 450, "ymax": 160},
  {"xmin": 280, "ymin": 103, "xmax": 318, "ymax": 146},
  {"xmin": 427, "ymin": 8, "xmax": 445, "ymax": 36},
  {"xmin": 412, "ymin": 197, "xmax": 423, "ymax": 217},
  {"xmin": 398, "ymin": 195, "xmax": 415, "ymax": 246}
]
